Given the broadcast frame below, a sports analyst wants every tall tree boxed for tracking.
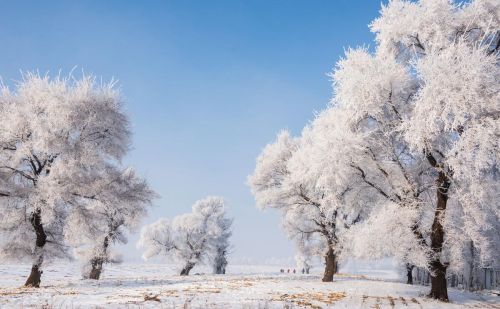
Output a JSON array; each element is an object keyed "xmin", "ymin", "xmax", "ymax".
[
  {"xmin": 328, "ymin": 48, "xmax": 433, "ymax": 286},
  {"xmin": 0, "ymin": 73, "xmax": 136, "ymax": 287},
  {"xmin": 333, "ymin": 0, "xmax": 498, "ymax": 300},
  {"xmin": 370, "ymin": 0, "xmax": 499, "ymax": 300}
]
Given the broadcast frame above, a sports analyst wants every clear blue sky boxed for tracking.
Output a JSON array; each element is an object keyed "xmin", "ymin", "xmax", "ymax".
[{"xmin": 0, "ymin": 1, "xmax": 383, "ymax": 264}]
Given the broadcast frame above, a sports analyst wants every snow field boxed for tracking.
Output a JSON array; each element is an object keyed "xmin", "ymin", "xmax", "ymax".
[{"xmin": 0, "ymin": 263, "xmax": 498, "ymax": 308}]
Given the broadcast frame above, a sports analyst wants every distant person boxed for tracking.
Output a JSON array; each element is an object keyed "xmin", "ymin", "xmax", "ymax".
[
  {"xmin": 302, "ymin": 268, "xmax": 305, "ymax": 274},
  {"xmin": 293, "ymin": 269, "xmax": 296, "ymax": 274},
  {"xmin": 287, "ymin": 269, "xmax": 290, "ymax": 273}
]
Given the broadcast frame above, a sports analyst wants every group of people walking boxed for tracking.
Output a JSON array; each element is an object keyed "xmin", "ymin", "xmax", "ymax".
[{"xmin": 279, "ymin": 268, "xmax": 307, "ymax": 274}]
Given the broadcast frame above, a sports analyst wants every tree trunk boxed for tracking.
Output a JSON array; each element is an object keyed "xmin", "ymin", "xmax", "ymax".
[
  {"xmin": 468, "ymin": 241, "xmax": 476, "ymax": 291},
  {"xmin": 86, "ymin": 236, "xmax": 109, "ymax": 280},
  {"xmin": 25, "ymin": 263, "xmax": 43, "ymax": 288},
  {"xmin": 180, "ymin": 262, "xmax": 195, "ymax": 276},
  {"xmin": 213, "ymin": 263, "xmax": 226, "ymax": 275},
  {"xmin": 322, "ymin": 246, "xmax": 336, "ymax": 282},
  {"xmin": 213, "ymin": 250, "xmax": 227, "ymax": 275},
  {"xmin": 88, "ymin": 259, "xmax": 104, "ymax": 280},
  {"xmin": 406, "ymin": 264, "xmax": 414, "ymax": 285},
  {"xmin": 25, "ymin": 209, "xmax": 46, "ymax": 288},
  {"xmin": 428, "ymin": 169, "xmax": 450, "ymax": 301},
  {"xmin": 429, "ymin": 261, "xmax": 448, "ymax": 301}
]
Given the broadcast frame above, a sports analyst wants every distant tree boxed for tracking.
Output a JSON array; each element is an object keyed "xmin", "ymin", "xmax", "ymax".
[
  {"xmin": 0, "ymin": 73, "xmax": 136, "ymax": 287},
  {"xmin": 138, "ymin": 196, "xmax": 232, "ymax": 276},
  {"xmin": 195, "ymin": 197, "xmax": 233, "ymax": 275},
  {"xmin": 65, "ymin": 166, "xmax": 156, "ymax": 280},
  {"xmin": 189, "ymin": 196, "xmax": 232, "ymax": 274},
  {"xmin": 172, "ymin": 213, "xmax": 211, "ymax": 275},
  {"xmin": 293, "ymin": 233, "xmax": 320, "ymax": 274}
]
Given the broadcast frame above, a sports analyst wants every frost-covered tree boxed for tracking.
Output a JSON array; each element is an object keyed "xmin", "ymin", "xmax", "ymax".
[
  {"xmin": 368, "ymin": 0, "xmax": 499, "ymax": 300},
  {"xmin": 319, "ymin": 0, "xmax": 498, "ymax": 300},
  {"xmin": 138, "ymin": 196, "xmax": 232, "ymax": 276},
  {"xmin": 328, "ymin": 48, "xmax": 434, "ymax": 286},
  {"xmin": 172, "ymin": 213, "xmax": 211, "ymax": 275},
  {"xmin": 139, "ymin": 217, "xmax": 201, "ymax": 275},
  {"xmin": 206, "ymin": 209, "xmax": 233, "ymax": 274},
  {"xmin": 248, "ymin": 129, "xmax": 362, "ymax": 282},
  {"xmin": 0, "ymin": 73, "xmax": 147, "ymax": 287},
  {"xmin": 191, "ymin": 196, "xmax": 232, "ymax": 274},
  {"xmin": 66, "ymin": 166, "xmax": 156, "ymax": 280}
]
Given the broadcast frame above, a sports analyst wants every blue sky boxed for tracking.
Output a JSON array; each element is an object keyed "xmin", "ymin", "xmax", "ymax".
[{"xmin": 0, "ymin": 1, "xmax": 383, "ymax": 264}]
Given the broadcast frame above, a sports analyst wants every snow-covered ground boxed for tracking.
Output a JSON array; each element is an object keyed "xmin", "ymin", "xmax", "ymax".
[{"xmin": 0, "ymin": 263, "xmax": 498, "ymax": 308}]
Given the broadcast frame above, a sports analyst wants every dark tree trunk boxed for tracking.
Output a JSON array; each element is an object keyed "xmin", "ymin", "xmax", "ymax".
[
  {"xmin": 406, "ymin": 264, "xmax": 414, "ymax": 285},
  {"xmin": 468, "ymin": 241, "xmax": 476, "ymax": 291},
  {"xmin": 25, "ymin": 209, "xmax": 46, "ymax": 288},
  {"xmin": 322, "ymin": 246, "xmax": 336, "ymax": 282},
  {"xmin": 213, "ymin": 259, "xmax": 227, "ymax": 274},
  {"xmin": 428, "ymin": 169, "xmax": 451, "ymax": 301},
  {"xmin": 87, "ymin": 236, "xmax": 109, "ymax": 280},
  {"xmin": 429, "ymin": 261, "xmax": 448, "ymax": 301},
  {"xmin": 88, "ymin": 259, "xmax": 104, "ymax": 280},
  {"xmin": 25, "ymin": 264, "xmax": 43, "ymax": 288},
  {"xmin": 180, "ymin": 262, "xmax": 195, "ymax": 276},
  {"xmin": 213, "ymin": 250, "xmax": 228, "ymax": 274}
]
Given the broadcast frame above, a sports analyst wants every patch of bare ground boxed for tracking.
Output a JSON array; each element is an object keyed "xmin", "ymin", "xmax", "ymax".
[
  {"xmin": 0, "ymin": 288, "xmax": 33, "ymax": 296},
  {"xmin": 144, "ymin": 293, "xmax": 161, "ymax": 302},
  {"xmin": 388, "ymin": 295, "xmax": 396, "ymax": 308},
  {"xmin": 119, "ymin": 293, "xmax": 164, "ymax": 306},
  {"xmin": 182, "ymin": 286, "xmax": 222, "ymax": 294},
  {"xmin": 364, "ymin": 295, "xmax": 417, "ymax": 308},
  {"xmin": 162, "ymin": 289, "xmax": 180, "ymax": 297},
  {"xmin": 223, "ymin": 278, "xmax": 256, "ymax": 289},
  {"xmin": 201, "ymin": 277, "xmax": 257, "ymax": 291},
  {"xmin": 272, "ymin": 291, "xmax": 346, "ymax": 308},
  {"xmin": 0, "ymin": 287, "xmax": 78, "ymax": 297},
  {"xmin": 335, "ymin": 273, "xmax": 368, "ymax": 280},
  {"xmin": 399, "ymin": 296, "xmax": 408, "ymax": 306}
]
